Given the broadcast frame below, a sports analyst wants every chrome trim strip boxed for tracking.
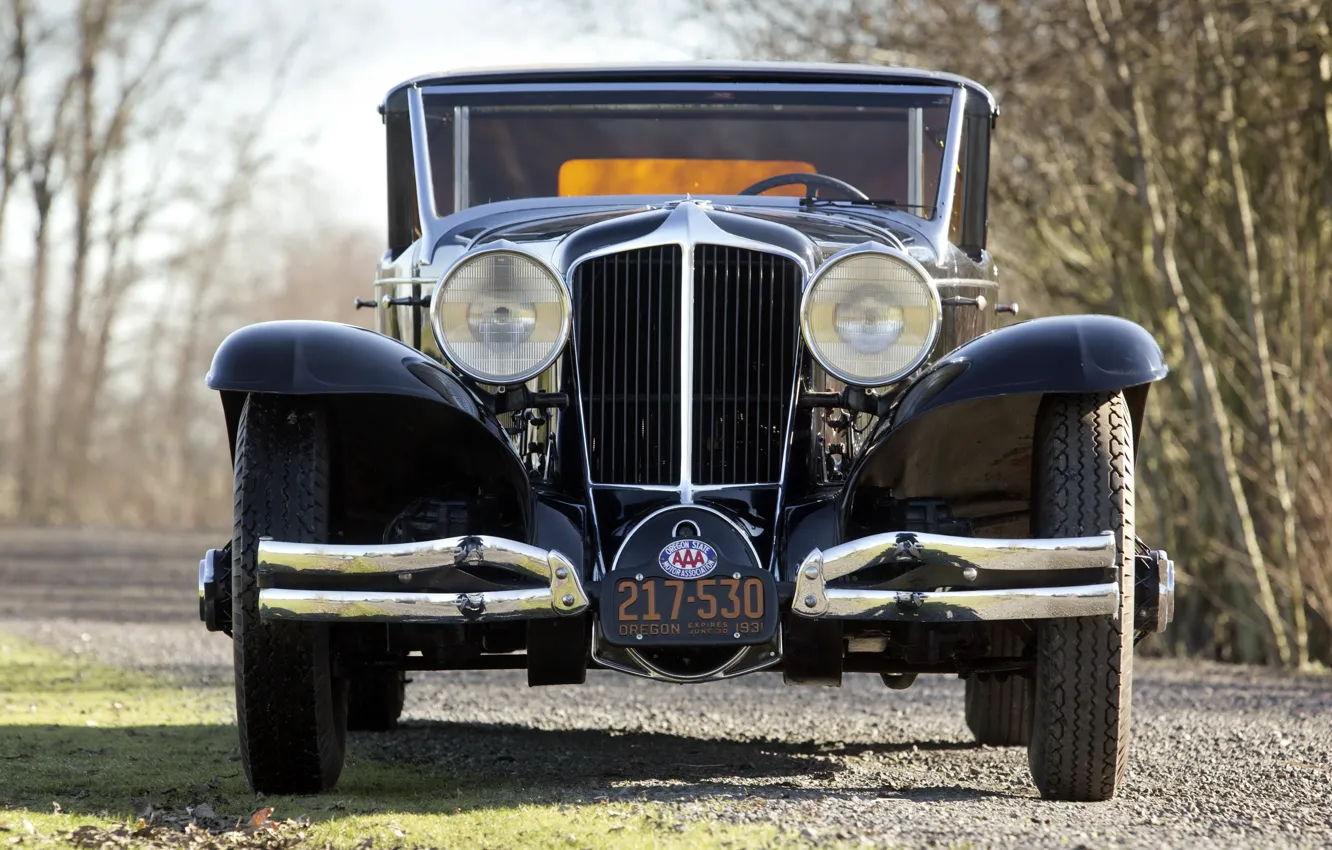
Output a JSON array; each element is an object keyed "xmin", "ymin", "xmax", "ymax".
[
  {"xmin": 566, "ymin": 293, "xmax": 608, "ymax": 578},
  {"xmin": 907, "ymin": 106, "xmax": 922, "ymax": 211},
  {"xmin": 407, "ymin": 87, "xmax": 443, "ymax": 269},
  {"xmin": 259, "ymin": 587, "xmax": 565, "ymax": 623},
  {"xmin": 419, "ymin": 83, "xmax": 961, "ymax": 97},
  {"xmin": 809, "ymin": 583, "xmax": 1120, "ymax": 622},
  {"xmin": 679, "ymin": 232, "xmax": 696, "ymax": 502},
  {"xmin": 768, "ymin": 345, "xmax": 805, "ymax": 572},
  {"xmin": 934, "ymin": 88, "xmax": 967, "ymax": 241},
  {"xmin": 453, "ymin": 105, "xmax": 470, "ymax": 211}
]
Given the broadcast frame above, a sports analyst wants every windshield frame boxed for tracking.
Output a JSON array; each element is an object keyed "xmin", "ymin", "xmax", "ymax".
[{"xmin": 406, "ymin": 82, "xmax": 967, "ymax": 264}]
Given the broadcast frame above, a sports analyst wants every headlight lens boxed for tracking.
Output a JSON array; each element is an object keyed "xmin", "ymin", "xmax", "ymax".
[
  {"xmin": 801, "ymin": 250, "xmax": 940, "ymax": 385},
  {"xmin": 431, "ymin": 250, "xmax": 570, "ymax": 383}
]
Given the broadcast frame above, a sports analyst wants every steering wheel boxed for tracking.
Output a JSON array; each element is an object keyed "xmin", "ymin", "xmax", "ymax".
[{"xmin": 737, "ymin": 172, "xmax": 870, "ymax": 201}]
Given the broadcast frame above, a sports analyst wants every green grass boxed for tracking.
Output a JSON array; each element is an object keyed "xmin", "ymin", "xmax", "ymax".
[{"xmin": 0, "ymin": 634, "xmax": 790, "ymax": 849}]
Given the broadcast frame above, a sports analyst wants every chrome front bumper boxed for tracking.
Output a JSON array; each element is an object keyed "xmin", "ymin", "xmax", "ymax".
[
  {"xmin": 792, "ymin": 532, "xmax": 1120, "ymax": 622},
  {"xmin": 255, "ymin": 536, "xmax": 589, "ymax": 624}
]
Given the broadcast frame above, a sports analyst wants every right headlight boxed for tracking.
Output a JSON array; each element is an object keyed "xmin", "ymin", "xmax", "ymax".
[
  {"xmin": 430, "ymin": 248, "xmax": 571, "ymax": 384},
  {"xmin": 800, "ymin": 247, "xmax": 941, "ymax": 386}
]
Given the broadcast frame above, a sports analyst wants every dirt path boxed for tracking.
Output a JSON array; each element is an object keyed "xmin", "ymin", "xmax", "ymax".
[{"xmin": 3, "ymin": 527, "xmax": 1330, "ymax": 848}]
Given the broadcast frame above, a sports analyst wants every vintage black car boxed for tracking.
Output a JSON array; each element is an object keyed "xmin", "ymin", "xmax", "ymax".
[{"xmin": 198, "ymin": 62, "xmax": 1175, "ymax": 801}]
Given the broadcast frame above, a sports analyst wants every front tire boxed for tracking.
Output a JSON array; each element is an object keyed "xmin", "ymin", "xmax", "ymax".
[
  {"xmin": 1026, "ymin": 392, "xmax": 1135, "ymax": 801},
  {"xmin": 232, "ymin": 396, "xmax": 347, "ymax": 794}
]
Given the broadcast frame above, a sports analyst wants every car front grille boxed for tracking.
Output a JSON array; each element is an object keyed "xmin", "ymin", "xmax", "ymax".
[
  {"xmin": 691, "ymin": 245, "xmax": 802, "ymax": 485},
  {"xmin": 574, "ymin": 246, "xmax": 683, "ymax": 486},
  {"xmin": 573, "ymin": 244, "xmax": 802, "ymax": 487}
]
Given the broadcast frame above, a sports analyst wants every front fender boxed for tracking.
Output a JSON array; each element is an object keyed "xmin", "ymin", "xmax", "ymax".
[
  {"xmin": 893, "ymin": 314, "xmax": 1167, "ymax": 428},
  {"xmin": 207, "ymin": 320, "xmax": 477, "ymax": 409},
  {"xmin": 840, "ymin": 315, "xmax": 1167, "ymax": 538},
  {"xmin": 209, "ymin": 321, "xmax": 534, "ymax": 538}
]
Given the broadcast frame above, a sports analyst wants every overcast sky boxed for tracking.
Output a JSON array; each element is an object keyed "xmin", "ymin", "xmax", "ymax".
[{"xmin": 266, "ymin": 0, "xmax": 708, "ymax": 232}]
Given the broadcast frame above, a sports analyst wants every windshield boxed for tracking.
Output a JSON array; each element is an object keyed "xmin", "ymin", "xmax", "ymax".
[{"xmin": 416, "ymin": 87, "xmax": 955, "ymax": 221}]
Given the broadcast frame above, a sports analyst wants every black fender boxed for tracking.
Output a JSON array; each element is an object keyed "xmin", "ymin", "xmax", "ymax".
[
  {"xmin": 208, "ymin": 320, "xmax": 533, "ymax": 538},
  {"xmin": 841, "ymin": 315, "xmax": 1167, "ymax": 537},
  {"xmin": 208, "ymin": 321, "xmax": 479, "ymax": 406}
]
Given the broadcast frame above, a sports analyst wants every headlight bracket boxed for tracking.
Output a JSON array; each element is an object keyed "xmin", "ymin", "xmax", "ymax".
[
  {"xmin": 797, "ymin": 385, "xmax": 894, "ymax": 418},
  {"xmin": 485, "ymin": 385, "xmax": 571, "ymax": 415}
]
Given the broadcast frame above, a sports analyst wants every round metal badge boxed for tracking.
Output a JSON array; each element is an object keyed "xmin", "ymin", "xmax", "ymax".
[{"xmin": 658, "ymin": 539, "xmax": 718, "ymax": 579}]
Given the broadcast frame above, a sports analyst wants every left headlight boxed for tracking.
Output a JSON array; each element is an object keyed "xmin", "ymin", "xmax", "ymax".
[
  {"xmin": 431, "ymin": 249, "xmax": 571, "ymax": 384},
  {"xmin": 800, "ymin": 247, "xmax": 941, "ymax": 386}
]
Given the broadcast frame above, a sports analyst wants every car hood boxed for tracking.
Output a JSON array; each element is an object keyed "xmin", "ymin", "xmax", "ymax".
[{"xmin": 424, "ymin": 196, "xmax": 935, "ymax": 273}]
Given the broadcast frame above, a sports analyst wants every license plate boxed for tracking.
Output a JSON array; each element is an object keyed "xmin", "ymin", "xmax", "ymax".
[{"xmin": 600, "ymin": 568, "xmax": 778, "ymax": 647}]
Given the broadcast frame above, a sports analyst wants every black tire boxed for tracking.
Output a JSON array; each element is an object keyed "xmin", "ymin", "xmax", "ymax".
[
  {"xmin": 964, "ymin": 627, "xmax": 1033, "ymax": 746},
  {"xmin": 347, "ymin": 670, "xmax": 406, "ymax": 731},
  {"xmin": 232, "ymin": 395, "xmax": 347, "ymax": 794},
  {"xmin": 1027, "ymin": 392, "xmax": 1135, "ymax": 801}
]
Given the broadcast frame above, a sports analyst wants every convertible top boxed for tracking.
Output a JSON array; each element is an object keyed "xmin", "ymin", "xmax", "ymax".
[{"xmin": 380, "ymin": 61, "xmax": 998, "ymax": 117}]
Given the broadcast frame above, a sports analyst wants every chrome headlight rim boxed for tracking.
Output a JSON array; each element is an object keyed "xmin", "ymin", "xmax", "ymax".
[
  {"xmin": 430, "ymin": 245, "xmax": 572, "ymax": 385},
  {"xmin": 799, "ymin": 244, "xmax": 942, "ymax": 387}
]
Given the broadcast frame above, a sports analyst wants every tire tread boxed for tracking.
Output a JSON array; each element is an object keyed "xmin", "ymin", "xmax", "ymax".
[
  {"xmin": 1027, "ymin": 392, "xmax": 1134, "ymax": 801},
  {"xmin": 232, "ymin": 396, "xmax": 346, "ymax": 794}
]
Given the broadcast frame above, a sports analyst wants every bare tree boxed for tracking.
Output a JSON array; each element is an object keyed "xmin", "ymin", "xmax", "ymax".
[
  {"xmin": 13, "ymin": 6, "xmax": 75, "ymax": 519},
  {"xmin": 0, "ymin": 0, "xmax": 31, "ymax": 262}
]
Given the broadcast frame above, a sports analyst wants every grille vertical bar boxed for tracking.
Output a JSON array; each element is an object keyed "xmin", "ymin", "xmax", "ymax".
[
  {"xmin": 692, "ymin": 246, "xmax": 802, "ymax": 486},
  {"xmin": 574, "ymin": 246, "xmax": 682, "ymax": 485}
]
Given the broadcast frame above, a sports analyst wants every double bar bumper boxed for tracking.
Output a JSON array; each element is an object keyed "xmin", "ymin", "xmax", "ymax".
[
  {"xmin": 218, "ymin": 530, "xmax": 1163, "ymax": 629},
  {"xmin": 793, "ymin": 532, "xmax": 1121, "ymax": 622},
  {"xmin": 255, "ymin": 536, "xmax": 589, "ymax": 624}
]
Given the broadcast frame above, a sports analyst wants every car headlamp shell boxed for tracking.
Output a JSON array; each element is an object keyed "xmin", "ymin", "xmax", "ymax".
[
  {"xmin": 800, "ymin": 247, "xmax": 941, "ymax": 386},
  {"xmin": 431, "ymin": 248, "xmax": 571, "ymax": 384}
]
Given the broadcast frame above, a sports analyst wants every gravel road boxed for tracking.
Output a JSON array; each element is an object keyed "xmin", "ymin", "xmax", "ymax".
[{"xmin": 3, "ymin": 527, "xmax": 1331, "ymax": 848}]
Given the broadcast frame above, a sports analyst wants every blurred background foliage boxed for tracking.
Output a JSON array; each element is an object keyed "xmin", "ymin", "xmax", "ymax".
[{"xmin": 0, "ymin": 0, "xmax": 1327, "ymax": 668}]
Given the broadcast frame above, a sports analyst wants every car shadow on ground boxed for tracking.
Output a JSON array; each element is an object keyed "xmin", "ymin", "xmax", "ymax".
[
  {"xmin": 0, "ymin": 719, "xmax": 1022, "ymax": 833},
  {"xmin": 351, "ymin": 719, "xmax": 1027, "ymax": 805}
]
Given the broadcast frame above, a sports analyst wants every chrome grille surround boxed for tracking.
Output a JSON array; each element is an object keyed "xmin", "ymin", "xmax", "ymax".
[{"xmin": 567, "ymin": 202, "xmax": 811, "ymax": 500}]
